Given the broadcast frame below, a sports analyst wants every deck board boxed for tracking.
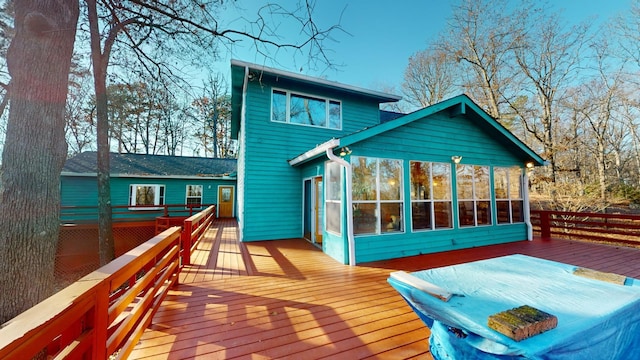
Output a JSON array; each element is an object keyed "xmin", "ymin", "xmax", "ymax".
[{"xmin": 130, "ymin": 219, "xmax": 640, "ymax": 359}]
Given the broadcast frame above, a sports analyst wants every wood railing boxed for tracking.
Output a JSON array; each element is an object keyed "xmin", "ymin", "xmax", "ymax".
[
  {"xmin": 531, "ymin": 210, "xmax": 640, "ymax": 246},
  {"xmin": 182, "ymin": 205, "xmax": 217, "ymax": 265},
  {"xmin": 0, "ymin": 206, "xmax": 217, "ymax": 359},
  {"xmin": 60, "ymin": 203, "xmax": 212, "ymax": 224}
]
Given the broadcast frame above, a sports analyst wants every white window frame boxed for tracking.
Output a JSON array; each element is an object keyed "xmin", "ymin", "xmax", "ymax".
[
  {"xmin": 185, "ymin": 184, "xmax": 204, "ymax": 210},
  {"xmin": 352, "ymin": 156, "xmax": 404, "ymax": 236},
  {"xmin": 456, "ymin": 164, "xmax": 492, "ymax": 227},
  {"xmin": 129, "ymin": 184, "xmax": 165, "ymax": 210},
  {"xmin": 409, "ymin": 161, "xmax": 453, "ymax": 232},
  {"xmin": 494, "ymin": 167, "xmax": 524, "ymax": 224},
  {"xmin": 325, "ymin": 161, "xmax": 342, "ymax": 235},
  {"xmin": 271, "ymin": 88, "xmax": 342, "ymax": 130}
]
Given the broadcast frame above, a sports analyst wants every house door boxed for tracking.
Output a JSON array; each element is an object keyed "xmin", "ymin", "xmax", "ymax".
[
  {"xmin": 303, "ymin": 177, "xmax": 323, "ymax": 244},
  {"xmin": 218, "ymin": 186, "xmax": 234, "ymax": 218}
]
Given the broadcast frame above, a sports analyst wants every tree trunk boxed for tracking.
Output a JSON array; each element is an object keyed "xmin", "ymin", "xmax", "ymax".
[
  {"xmin": 0, "ymin": 0, "xmax": 79, "ymax": 324},
  {"xmin": 87, "ymin": 0, "xmax": 115, "ymax": 265}
]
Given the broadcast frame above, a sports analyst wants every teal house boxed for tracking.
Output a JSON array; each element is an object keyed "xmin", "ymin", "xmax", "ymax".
[
  {"xmin": 230, "ymin": 59, "xmax": 545, "ymax": 265},
  {"xmin": 61, "ymin": 152, "xmax": 237, "ymax": 222}
]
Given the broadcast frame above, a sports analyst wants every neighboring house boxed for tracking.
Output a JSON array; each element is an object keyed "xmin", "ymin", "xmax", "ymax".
[
  {"xmin": 230, "ymin": 59, "xmax": 545, "ymax": 265},
  {"xmin": 61, "ymin": 152, "xmax": 237, "ymax": 221}
]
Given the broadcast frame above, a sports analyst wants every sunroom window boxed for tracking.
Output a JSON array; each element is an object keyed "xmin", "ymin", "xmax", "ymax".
[
  {"xmin": 494, "ymin": 167, "xmax": 524, "ymax": 224},
  {"xmin": 410, "ymin": 161, "xmax": 453, "ymax": 231},
  {"xmin": 325, "ymin": 161, "xmax": 342, "ymax": 235},
  {"xmin": 271, "ymin": 89, "xmax": 341, "ymax": 130},
  {"xmin": 352, "ymin": 156, "xmax": 403, "ymax": 235},
  {"xmin": 129, "ymin": 184, "xmax": 165, "ymax": 210},
  {"xmin": 456, "ymin": 165, "xmax": 491, "ymax": 226}
]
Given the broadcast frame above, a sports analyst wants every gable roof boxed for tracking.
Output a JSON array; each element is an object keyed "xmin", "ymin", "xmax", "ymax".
[
  {"xmin": 62, "ymin": 152, "xmax": 237, "ymax": 179},
  {"xmin": 230, "ymin": 59, "xmax": 401, "ymax": 139},
  {"xmin": 289, "ymin": 94, "xmax": 545, "ymax": 167}
]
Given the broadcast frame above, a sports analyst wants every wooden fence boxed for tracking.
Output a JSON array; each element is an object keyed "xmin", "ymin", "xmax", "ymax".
[
  {"xmin": 0, "ymin": 206, "xmax": 216, "ymax": 359},
  {"xmin": 531, "ymin": 210, "xmax": 640, "ymax": 246}
]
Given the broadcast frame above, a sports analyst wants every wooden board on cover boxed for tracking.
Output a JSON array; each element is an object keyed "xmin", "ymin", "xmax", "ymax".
[
  {"xmin": 488, "ymin": 305, "xmax": 558, "ymax": 341},
  {"xmin": 573, "ymin": 267, "xmax": 626, "ymax": 285}
]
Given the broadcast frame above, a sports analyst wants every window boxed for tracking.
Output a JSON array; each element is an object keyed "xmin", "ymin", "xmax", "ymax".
[
  {"xmin": 456, "ymin": 165, "xmax": 491, "ymax": 226},
  {"xmin": 325, "ymin": 161, "xmax": 342, "ymax": 235},
  {"xmin": 494, "ymin": 167, "xmax": 524, "ymax": 224},
  {"xmin": 129, "ymin": 184, "xmax": 165, "ymax": 209},
  {"xmin": 352, "ymin": 156, "xmax": 403, "ymax": 235},
  {"xmin": 186, "ymin": 185, "xmax": 203, "ymax": 209},
  {"xmin": 271, "ymin": 89, "xmax": 341, "ymax": 130},
  {"xmin": 410, "ymin": 161, "xmax": 452, "ymax": 231}
]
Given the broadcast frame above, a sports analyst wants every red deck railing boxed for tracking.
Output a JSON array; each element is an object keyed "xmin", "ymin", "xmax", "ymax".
[
  {"xmin": 181, "ymin": 205, "xmax": 217, "ymax": 266},
  {"xmin": 531, "ymin": 210, "xmax": 640, "ymax": 246},
  {"xmin": 60, "ymin": 203, "xmax": 212, "ymax": 224},
  {"xmin": 0, "ymin": 206, "xmax": 216, "ymax": 360}
]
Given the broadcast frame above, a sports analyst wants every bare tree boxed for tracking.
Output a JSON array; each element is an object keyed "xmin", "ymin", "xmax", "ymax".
[
  {"xmin": 192, "ymin": 75, "xmax": 229, "ymax": 158},
  {"xmin": 511, "ymin": 10, "xmax": 589, "ymax": 183},
  {"xmin": 615, "ymin": 0, "xmax": 640, "ymax": 69},
  {"xmin": 438, "ymin": 0, "xmax": 523, "ymax": 126},
  {"xmin": 83, "ymin": 0, "xmax": 341, "ymax": 264},
  {"xmin": 0, "ymin": 0, "xmax": 79, "ymax": 324},
  {"xmin": 65, "ymin": 66, "xmax": 95, "ymax": 156},
  {"xmin": 565, "ymin": 39, "xmax": 626, "ymax": 200},
  {"xmin": 402, "ymin": 47, "xmax": 458, "ymax": 108}
]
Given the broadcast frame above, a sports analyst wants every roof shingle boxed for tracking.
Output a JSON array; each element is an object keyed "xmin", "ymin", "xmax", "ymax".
[{"xmin": 63, "ymin": 152, "xmax": 237, "ymax": 177}]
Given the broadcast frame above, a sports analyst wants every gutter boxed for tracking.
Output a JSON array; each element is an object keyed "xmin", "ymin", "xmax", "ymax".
[
  {"xmin": 289, "ymin": 138, "xmax": 340, "ymax": 166},
  {"xmin": 325, "ymin": 145, "xmax": 356, "ymax": 266}
]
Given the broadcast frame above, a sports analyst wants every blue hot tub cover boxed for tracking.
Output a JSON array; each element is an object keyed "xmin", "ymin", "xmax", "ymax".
[{"xmin": 388, "ymin": 254, "xmax": 640, "ymax": 359}]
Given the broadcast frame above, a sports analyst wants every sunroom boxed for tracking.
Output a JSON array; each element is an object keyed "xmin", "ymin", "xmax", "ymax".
[{"xmin": 289, "ymin": 95, "xmax": 545, "ymax": 265}]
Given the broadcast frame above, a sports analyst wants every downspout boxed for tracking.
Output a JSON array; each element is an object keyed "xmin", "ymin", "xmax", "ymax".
[
  {"xmin": 326, "ymin": 147, "xmax": 356, "ymax": 266},
  {"xmin": 237, "ymin": 66, "xmax": 249, "ymax": 240},
  {"xmin": 523, "ymin": 168, "xmax": 533, "ymax": 241}
]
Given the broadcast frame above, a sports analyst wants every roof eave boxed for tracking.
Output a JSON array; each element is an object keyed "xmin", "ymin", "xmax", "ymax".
[
  {"xmin": 231, "ymin": 59, "xmax": 401, "ymax": 103},
  {"xmin": 288, "ymin": 139, "xmax": 340, "ymax": 167}
]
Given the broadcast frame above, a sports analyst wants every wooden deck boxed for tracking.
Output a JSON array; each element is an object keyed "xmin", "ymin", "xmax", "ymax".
[{"xmin": 130, "ymin": 219, "xmax": 640, "ymax": 359}]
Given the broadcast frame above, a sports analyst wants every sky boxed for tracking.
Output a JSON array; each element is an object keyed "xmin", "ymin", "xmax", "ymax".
[{"xmin": 208, "ymin": 0, "xmax": 634, "ymax": 95}]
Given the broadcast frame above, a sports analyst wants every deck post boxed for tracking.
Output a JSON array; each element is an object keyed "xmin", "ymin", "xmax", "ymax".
[
  {"xmin": 539, "ymin": 211, "xmax": 551, "ymax": 239},
  {"xmin": 92, "ymin": 282, "xmax": 110, "ymax": 359},
  {"xmin": 181, "ymin": 219, "xmax": 193, "ymax": 266}
]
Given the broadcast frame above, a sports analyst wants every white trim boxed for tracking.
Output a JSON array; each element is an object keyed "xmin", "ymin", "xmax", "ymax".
[
  {"xmin": 128, "ymin": 184, "xmax": 165, "ymax": 210},
  {"xmin": 271, "ymin": 87, "xmax": 343, "ymax": 131},
  {"xmin": 408, "ymin": 161, "xmax": 454, "ymax": 232},
  {"xmin": 288, "ymin": 138, "xmax": 340, "ymax": 166},
  {"xmin": 185, "ymin": 184, "xmax": 204, "ymax": 210},
  {"xmin": 523, "ymin": 170, "xmax": 533, "ymax": 241},
  {"xmin": 232, "ymin": 59, "xmax": 401, "ymax": 103},
  {"xmin": 236, "ymin": 65, "xmax": 249, "ymax": 240},
  {"xmin": 61, "ymin": 172, "xmax": 235, "ymax": 180},
  {"xmin": 325, "ymin": 146, "xmax": 355, "ymax": 266}
]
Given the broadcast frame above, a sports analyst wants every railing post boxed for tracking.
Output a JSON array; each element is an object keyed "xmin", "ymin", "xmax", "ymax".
[
  {"xmin": 181, "ymin": 219, "xmax": 193, "ymax": 266},
  {"xmin": 540, "ymin": 211, "xmax": 551, "ymax": 239},
  {"xmin": 92, "ymin": 281, "xmax": 110, "ymax": 359}
]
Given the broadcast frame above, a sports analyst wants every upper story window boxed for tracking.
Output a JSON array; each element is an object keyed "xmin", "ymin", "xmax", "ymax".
[
  {"xmin": 272, "ymin": 89, "xmax": 341, "ymax": 130},
  {"xmin": 494, "ymin": 167, "xmax": 524, "ymax": 224},
  {"xmin": 456, "ymin": 165, "xmax": 492, "ymax": 227},
  {"xmin": 129, "ymin": 184, "xmax": 165, "ymax": 210}
]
